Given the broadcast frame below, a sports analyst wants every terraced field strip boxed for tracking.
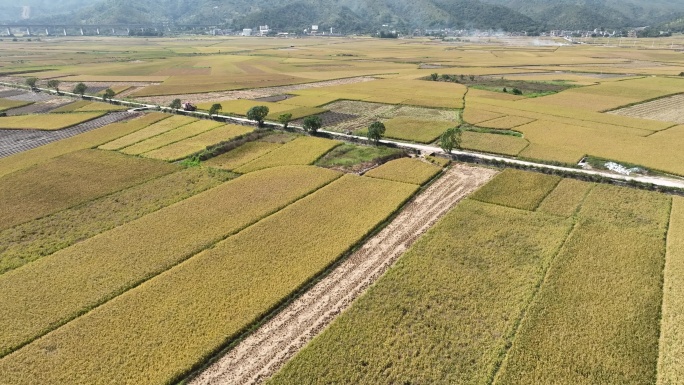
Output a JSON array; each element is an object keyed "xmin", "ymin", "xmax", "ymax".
[
  {"xmin": 658, "ymin": 196, "xmax": 684, "ymax": 385},
  {"xmin": 0, "ymin": 173, "xmax": 417, "ymax": 385},
  {"xmin": 0, "ymin": 168, "xmax": 234, "ymax": 275},
  {"xmin": 0, "ymin": 112, "xmax": 139, "ymax": 159},
  {"xmin": 98, "ymin": 114, "xmax": 192, "ymax": 150},
  {"xmin": 120, "ymin": 119, "xmax": 224, "ymax": 155},
  {"xmin": 203, "ymin": 141, "xmax": 282, "ymax": 171},
  {"xmin": 191, "ymin": 164, "xmax": 496, "ymax": 385},
  {"xmin": 0, "ymin": 166, "xmax": 341, "ymax": 357},
  {"xmin": 495, "ymin": 185, "xmax": 671, "ymax": 384},
  {"xmin": 234, "ymin": 136, "xmax": 342, "ymax": 173},
  {"xmin": 142, "ymin": 124, "xmax": 253, "ymax": 161},
  {"xmin": 0, "ymin": 112, "xmax": 106, "ymax": 130},
  {"xmin": 0, "ymin": 149, "xmax": 176, "ymax": 231}
]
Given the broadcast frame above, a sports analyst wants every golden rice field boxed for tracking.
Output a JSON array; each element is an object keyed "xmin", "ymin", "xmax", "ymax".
[
  {"xmin": 461, "ymin": 131, "xmax": 529, "ymax": 156},
  {"xmin": 0, "ymin": 149, "xmax": 176, "ymax": 232},
  {"xmin": 142, "ymin": 124, "xmax": 253, "ymax": 161},
  {"xmin": 536, "ymin": 178, "xmax": 594, "ymax": 217},
  {"xmin": 98, "ymin": 114, "xmax": 192, "ymax": 150},
  {"xmin": 364, "ymin": 157, "xmax": 441, "ymax": 186},
  {"xmin": 0, "ymin": 166, "xmax": 341, "ymax": 357},
  {"xmin": 234, "ymin": 136, "xmax": 341, "ymax": 173},
  {"xmin": 0, "ymin": 167, "xmax": 232, "ymax": 275},
  {"xmin": 203, "ymin": 141, "xmax": 281, "ymax": 170},
  {"xmin": 0, "ymin": 98, "xmax": 31, "ymax": 111},
  {"xmin": 471, "ymin": 168, "xmax": 561, "ymax": 211},
  {"xmin": 0, "ymin": 112, "xmax": 105, "ymax": 130},
  {"xmin": 0, "ymin": 173, "xmax": 417, "ymax": 385},
  {"xmin": 379, "ymin": 117, "xmax": 455, "ymax": 143},
  {"xmin": 73, "ymin": 101, "xmax": 129, "ymax": 112},
  {"xmin": 268, "ymin": 198, "xmax": 573, "ymax": 385},
  {"xmin": 119, "ymin": 119, "xmax": 224, "ymax": 155},
  {"xmin": 0, "ymin": 113, "xmax": 168, "ymax": 178},
  {"xmin": 49, "ymin": 100, "xmax": 92, "ymax": 113},
  {"xmin": 658, "ymin": 196, "xmax": 684, "ymax": 385}
]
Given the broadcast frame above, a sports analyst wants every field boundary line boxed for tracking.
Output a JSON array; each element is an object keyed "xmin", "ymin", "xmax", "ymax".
[
  {"xmin": 655, "ymin": 196, "xmax": 675, "ymax": 384},
  {"xmin": 0, "ymin": 172, "xmax": 343, "ymax": 359},
  {"xmin": 186, "ymin": 164, "xmax": 497, "ymax": 385},
  {"xmin": 489, "ymin": 209, "xmax": 582, "ymax": 385}
]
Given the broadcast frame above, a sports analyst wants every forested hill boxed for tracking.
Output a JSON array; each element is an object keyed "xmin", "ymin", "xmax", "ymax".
[{"xmin": 3, "ymin": 0, "xmax": 684, "ymax": 32}]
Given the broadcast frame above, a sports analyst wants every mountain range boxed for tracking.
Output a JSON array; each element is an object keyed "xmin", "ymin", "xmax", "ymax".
[{"xmin": 2, "ymin": 0, "xmax": 684, "ymax": 33}]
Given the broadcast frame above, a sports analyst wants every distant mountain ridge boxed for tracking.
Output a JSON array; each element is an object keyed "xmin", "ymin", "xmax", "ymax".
[{"xmin": 3, "ymin": 0, "xmax": 684, "ymax": 32}]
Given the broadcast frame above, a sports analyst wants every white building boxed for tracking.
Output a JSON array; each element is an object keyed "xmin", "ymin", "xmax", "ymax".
[{"xmin": 242, "ymin": 28, "xmax": 253, "ymax": 36}]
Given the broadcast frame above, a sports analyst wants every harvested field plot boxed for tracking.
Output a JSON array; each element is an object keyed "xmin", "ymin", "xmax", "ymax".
[
  {"xmin": 0, "ymin": 166, "xmax": 340, "ymax": 358},
  {"xmin": 98, "ymin": 115, "xmax": 190, "ymax": 150},
  {"xmin": 120, "ymin": 120, "xmax": 223, "ymax": 155},
  {"xmin": 0, "ymin": 149, "xmax": 176, "ymax": 232},
  {"xmin": 234, "ymin": 136, "xmax": 341, "ymax": 173},
  {"xmin": 365, "ymin": 158, "xmax": 441, "ymax": 185},
  {"xmin": 204, "ymin": 141, "xmax": 281, "ymax": 170},
  {"xmin": 609, "ymin": 94, "xmax": 684, "ymax": 124},
  {"xmin": 461, "ymin": 131, "xmax": 529, "ymax": 156},
  {"xmin": 0, "ymin": 112, "xmax": 106, "ymax": 130},
  {"xmin": 268, "ymin": 199, "xmax": 572, "ymax": 385},
  {"xmin": 0, "ymin": 112, "xmax": 168, "ymax": 177},
  {"xmin": 0, "ymin": 98, "xmax": 31, "ymax": 112},
  {"xmin": 0, "ymin": 167, "xmax": 232, "ymax": 275},
  {"xmin": 471, "ymin": 168, "xmax": 560, "ymax": 210},
  {"xmin": 496, "ymin": 185, "xmax": 671, "ymax": 384},
  {"xmin": 293, "ymin": 111, "xmax": 358, "ymax": 127},
  {"xmin": 0, "ymin": 174, "xmax": 417, "ymax": 385},
  {"xmin": 142, "ymin": 124, "xmax": 253, "ymax": 161},
  {"xmin": 658, "ymin": 196, "xmax": 684, "ymax": 385}
]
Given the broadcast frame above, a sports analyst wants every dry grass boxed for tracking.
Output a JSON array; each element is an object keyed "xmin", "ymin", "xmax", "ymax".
[
  {"xmin": 658, "ymin": 196, "xmax": 684, "ymax": 385},
  {"xmin": 0, "ymin": 112, "xmax": 106, "ymax": 130},
  {"xmin": 0, "ymin": 149, "xmax": 176, "ymax": 232},
  {"xmin": 98, "ymin": 115, "xmax": 194, "ymax": 150},
  {"xmin": 203, "ymin": 141, "xmax": 281, "ymax": 170},
  {"xmin": 268, "ymin": 199, "xmax": 572, "ymax": 385},
  {"xmin": 0, "ymin": 167, "xmax": 232, "ymax": 275},
  {"xmin": 234, "ymin": 136, "xmax": 341, "ymax": 173},
  {"xmin": 365, "ymin": 158, "xmax": 441, "ymax": 185},
  {"xmin": 496, "ymin": 185, "xmax": 671, "ymax": 385},
  {"xmin": 142, "ymin": 124, "xmax": 253, "ymax": 161},
  {"xmin": 0, "ymin": 174, "xmax": 418, "ymax": 385},
  {"xmin": 471, "ymin": 168, "xmax": 560, "ymax": 211},
  {"xmin": 0, "ymin": 166, "xmax": 341, "ymax": 358},
  {"xmin": 120, "ymin": 120, "xmax": 223, "ymax": 155}
]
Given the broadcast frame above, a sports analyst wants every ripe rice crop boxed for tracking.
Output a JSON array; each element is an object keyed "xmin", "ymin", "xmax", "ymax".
[
  {"xmin": 0, "ymin": 113, "xmax": 169, "ymax": 178},
  {"xmin": 235, "ymin": 136, "xmax": 341, "ymax": 173},
  {"xmin": 495, "ymin": 185, "xmax": 671, "ymax": 384},
  {"xmin": 0, "ymin": 174, "xmax": 417, "ymax": 385},
  {"xmin": 142, "ymin": 124, "xmax": 253, "ymax": 161},
  {"xmin": 120, "ymin": 120, "xmax": 223, "ymax": 155},
  {"xmin": 203, "ymin": 141, "xmax": 281, "ymax": 170},
  {"xmin": 536, "ymin": 178, "xmax": 594, "ymax": 217},
  {"xmin": 0, "ymin": 149, "xmax": 176, "ymax": 232},
  {"xmin": 478, "ymin": 115, "xmax": 535, "ymax": 129},
  {"xmin": 98, "ymin": 115, "xmax": 194, "ymax": 150},
  {"xmin": 0, "ymin": 98, "xmax": 31, "ymax": 111},
  {"xmin": 463, "ymin": 108, "xmax": 505, "ymax": 124},
  {"xmin": 0, "ymin": 112, "xmax": 106, "ymax": 130},
  {"xmin": 0, "ymin": 168, "xmax": 232, "ymax": 275},
  {"xmin": 268, "ymin": 199, "xmax": 572, "ymax": 385},
  {"xmin": 461, "ymin": 131, "xmax": 529, "ymax": 156},
  {"xmin": 471, "ymin": 168, "xmax": 560, "ymax": 210},
  {"xmin": 0, "ymin": 166, "xmax": 341, "ymax": 357},
  {"xmin": 658, "ymin": 196, "xmax": 684, "ymax": 385},
  {"xmin": 364, "ymin": 157, "xmax": 441, "ymax": 185},
  {"xmin": 74, "ymin": 102, "xmax": 129, "ymax": 112},
  {"xmin": 49, "ymin": 100, "xmax": 90, "ymax": 113},
  {"xmin": 381, "ymin": 117, "xmax": 455, "ymax": 143}
]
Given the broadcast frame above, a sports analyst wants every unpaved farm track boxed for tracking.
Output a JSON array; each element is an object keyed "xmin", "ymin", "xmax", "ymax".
[{"xmin": 190, "ymin": 164, "xmax": 497, "ymax": 385}]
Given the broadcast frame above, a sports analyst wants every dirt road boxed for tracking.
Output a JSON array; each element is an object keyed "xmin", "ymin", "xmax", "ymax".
[{"xmin": 189, "ymin": 164, "xmax": 497, "ymax": 385}]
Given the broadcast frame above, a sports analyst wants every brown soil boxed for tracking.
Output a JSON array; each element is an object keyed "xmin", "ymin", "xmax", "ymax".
[{"xmin": 189, "ymin": 164, "xmax": 497, "ymax": 385}]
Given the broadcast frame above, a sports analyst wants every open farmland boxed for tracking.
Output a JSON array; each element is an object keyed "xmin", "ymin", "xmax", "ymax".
[
  {"xmin": 141, "ymin": 124, "xmax": 254, "ymax": 161},
  {"xmin": 609, "ymin": 94, "xmax": 684, "ymax": 124},
  {"xmin": 203, "ymin": 141, "xmax": 281, "ymax": 171},
  {"xmin": 234, "ymin": 136, "xmax": 341, "ymax": 173},
  {"xmin": 365, "ymin": 157, "xmax": 441, "ymax": 185},
  {"xmin": 98, "ymin": 115, "xmax": 192, "ymax": 150},
  {"xmin": 0, "ymin": 174, "xmax": 418, "ymax": 385},
  {"xmin": 0, "ymin": 149, "xmax": 176, "ymax": 231},
  {"xmin": 0, "ymin": 112, "xmax": 106, "ymax": 130},
  {"xmin": 119, "ymin": 119, "xmax": 224, "ymax": 155}
]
